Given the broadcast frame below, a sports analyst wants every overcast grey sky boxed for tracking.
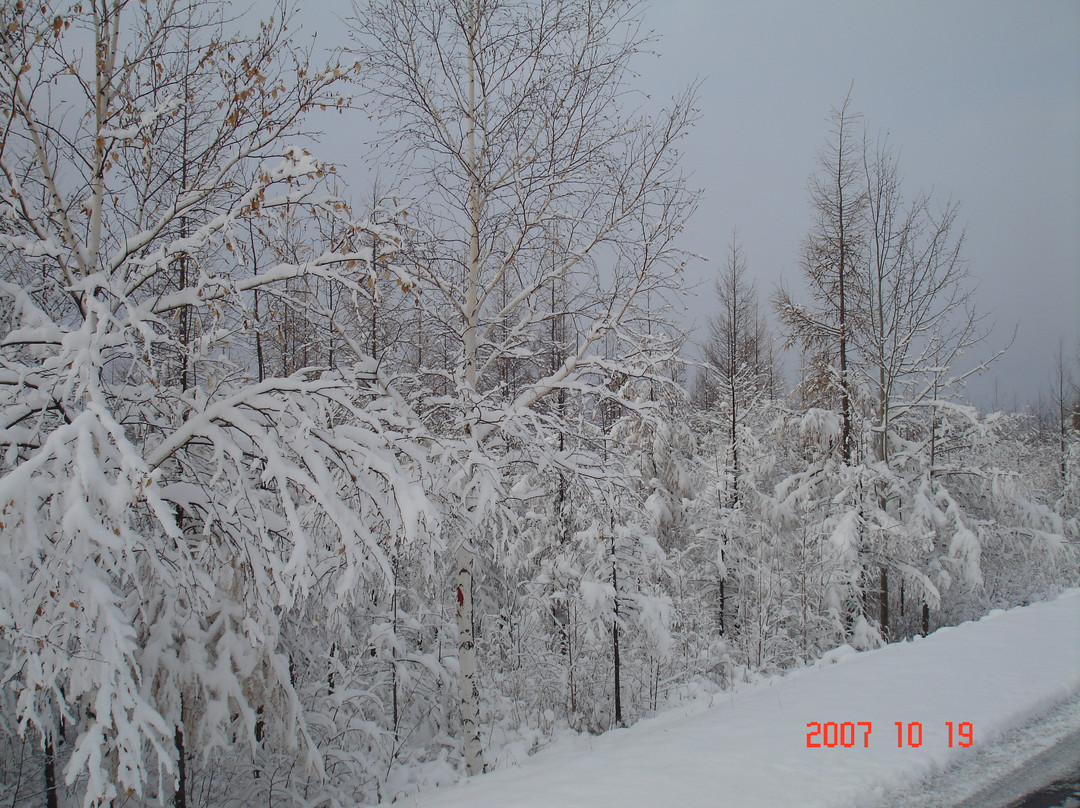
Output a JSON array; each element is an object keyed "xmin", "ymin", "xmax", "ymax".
[
  {"xmin": 306, "ymin": 1, "xmax": 1080, "ymax": 411},
  {"xmin": 630, "ymin": 1, "xmax": 1080, "ymax": 411}
]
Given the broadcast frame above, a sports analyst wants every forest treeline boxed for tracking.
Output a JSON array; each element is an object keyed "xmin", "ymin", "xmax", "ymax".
[{"xmin": 0, "ymin": 1, "xmax": 1076, "ymax": 806}]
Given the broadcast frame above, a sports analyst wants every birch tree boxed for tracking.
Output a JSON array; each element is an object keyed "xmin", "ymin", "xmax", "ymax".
[
  {"xmin": 0, "ymin": 2, "xmax": 427, "ymax": 803},
  {"xmin": 855, "ymin": 130, "xmax": 988, "ymax": 634},
  {"xmin": 349, "ymin": 0, "xmax": 697, "ymax": 774}
]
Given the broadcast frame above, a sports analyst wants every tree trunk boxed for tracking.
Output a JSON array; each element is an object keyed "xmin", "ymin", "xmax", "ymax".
[
  {"xmin": 612, "ymin": 529, "xmax": 623, "ymax": 728},
  {"xmin": 391, "ymin": 551, "xmax": 400, "ymax": 743},
  {"xmin": 838, "ymin": 166, "xmax": 851, "ymax": 464},
  {"xmin": 456, "ymin": 544, "xmax": 482, "ymax": 774},
  {"xmin": 174, "ymin": 722, "xmax": 186, "ymax": 808},
  {"xmin": 44, "ymin": 731, "xmax": 58, "ymax": 808},
  {"xmin": 456, "ymin": 0, "xmax": 484, "ymax": 775},
  {"xmin": 879, "ymin": 566, "xmax": 889, "ymax": 641},
  {"xmin": 729, "ymin": 365, "xmax": 739, "ymax": 506},
  {"xmin": 718, "ymin": 577, "xmax": 726, "ymax": 636}
]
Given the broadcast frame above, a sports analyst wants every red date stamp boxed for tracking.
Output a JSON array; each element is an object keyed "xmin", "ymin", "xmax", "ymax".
[{"xmin": 805, "ymin": 721, "xmax": 973, "ymax": 748}]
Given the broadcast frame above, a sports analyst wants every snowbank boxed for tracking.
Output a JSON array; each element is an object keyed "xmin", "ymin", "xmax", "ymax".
[{"xmin": 398, "ymin": 589, "xmax": 1080, "ymax": 807}]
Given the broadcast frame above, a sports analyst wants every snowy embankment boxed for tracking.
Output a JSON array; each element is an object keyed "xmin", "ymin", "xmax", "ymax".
[{"xmin": 400, "ymin": 590, "xmax": 1080, "ymax": 808}]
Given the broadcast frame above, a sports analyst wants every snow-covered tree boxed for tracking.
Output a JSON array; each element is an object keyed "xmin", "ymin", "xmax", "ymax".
[
  {"xmin": 348, "ymin": 0, "xmax": 697, "ymax": 773},
  {"xmin": 697, "ymin": 232, "xmax": 773, "ymax": 503},
  {"xmin": 0, "ymin": 2, "xmax": 430, "ymax": 803},
  {"xmin": 773, "ymin": 93, "xmax": 1006, "ymax": 639},
  {"xmin": 776, "ymin": 91, "xmax": 866, "ymax": 464}
]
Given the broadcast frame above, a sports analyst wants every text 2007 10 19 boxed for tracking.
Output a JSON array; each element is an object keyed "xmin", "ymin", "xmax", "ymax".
[{"xmin": 805, "ymin": 721, "xmax": 974, "ymax": 749}]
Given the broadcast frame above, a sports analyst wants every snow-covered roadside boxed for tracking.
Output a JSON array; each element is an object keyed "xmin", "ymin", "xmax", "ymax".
[
  {"xmin": 393, "ymin": 590, "xmax": 1080, "ymax": 808},
  {"xmin": 861, "ymin": 695, "xmax": 1080, "ymax": 808}
]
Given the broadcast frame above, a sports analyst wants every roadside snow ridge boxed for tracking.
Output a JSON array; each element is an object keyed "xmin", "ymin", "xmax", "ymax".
[{"xmin": 404, "ymin": 589, "xmax": 1080, "ymax": 808}]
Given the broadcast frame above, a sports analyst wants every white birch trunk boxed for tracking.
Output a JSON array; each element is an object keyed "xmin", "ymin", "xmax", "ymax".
[
  {"xmin": 458, "ymin": 0, "xmax": 484, "ymax": 775},
  {"xmin": 456, "ymin": 541, "xmax": 482, "ymax": 774}
]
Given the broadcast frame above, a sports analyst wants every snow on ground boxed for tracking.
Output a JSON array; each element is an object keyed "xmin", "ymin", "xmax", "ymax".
[
  {"xmin": 861, "ymin": 694, "xmax": 1080, "ymax": 808},
  {"xmin": 394, "ymin": 590, "xmax": 1080, "ymax": 808}
]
